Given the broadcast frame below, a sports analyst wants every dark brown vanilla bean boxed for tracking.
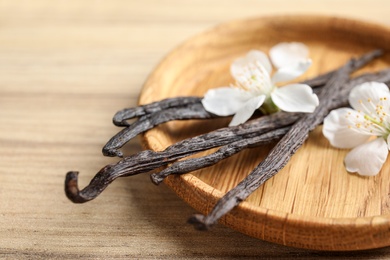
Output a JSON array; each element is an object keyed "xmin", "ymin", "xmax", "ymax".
[
  {"xmin": 66, "ymin": 128, "xmax": 288, "ymax": 203},
  {"xmin": 103, "ymin": 103, "xmax": 216, "ymax": 157},
  {"xmin": 187, "ymin": 51, "xmax": 382, "ymax": 230},
  {"xmin": 113, "ymin": 96, "xmax": 203, "ymax": 126},
  {"xmin": 336, "ymin": 69, "xmax": 390, "ymax": 107},
  {"xmin": 302, "ymin": 70, "xmax": 335, "ymax": 88},
  {"xmin": 150, "ymin": 127, "xmax": 290, "ymax": 185},
  {"xmin": 65, "ymin": 113, "xmax": 301, "ymax": 203}
]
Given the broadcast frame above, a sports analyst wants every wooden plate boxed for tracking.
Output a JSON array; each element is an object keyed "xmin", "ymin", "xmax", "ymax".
[{"xmin": 138, "ymin": 15, "xmax": 390, "ymax": 251}]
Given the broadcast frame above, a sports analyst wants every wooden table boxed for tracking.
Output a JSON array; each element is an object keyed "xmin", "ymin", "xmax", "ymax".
[{"xmin": 2, "ymin": 1, "xmax": 390, "ymax": 258}]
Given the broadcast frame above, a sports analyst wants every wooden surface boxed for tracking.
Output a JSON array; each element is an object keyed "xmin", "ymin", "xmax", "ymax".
[
  {"xmin": 4, "ymin": 0, "xmax": 390, "ymax": 258},
  {"xmin": 139, "ymin": 16, "xmax": 390, "ymax": 251}
]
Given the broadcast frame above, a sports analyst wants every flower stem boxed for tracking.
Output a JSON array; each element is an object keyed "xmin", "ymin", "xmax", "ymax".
[{"xmin": 260, "ymin": 97, "xmax": 280, "ymax": 114}]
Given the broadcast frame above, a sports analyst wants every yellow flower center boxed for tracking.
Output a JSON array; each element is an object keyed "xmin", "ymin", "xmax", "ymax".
[{"xmin": 346, "ymin": 97, "xmax": 390, "ymax": 138}]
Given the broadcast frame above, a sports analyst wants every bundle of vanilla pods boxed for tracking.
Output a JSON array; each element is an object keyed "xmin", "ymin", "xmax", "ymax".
[{"xmin": 65, "ymin": 50, "xmax": 390, "ymax": 230}]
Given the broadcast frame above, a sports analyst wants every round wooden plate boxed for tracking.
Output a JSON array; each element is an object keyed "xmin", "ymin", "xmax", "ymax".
[{"xmin": 138, "ymin": 15, "xmax": 390, "ymax": 251}]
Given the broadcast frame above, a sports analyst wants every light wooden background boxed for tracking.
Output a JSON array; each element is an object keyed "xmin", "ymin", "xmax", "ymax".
[{"xmin": 2, "ymin": 0, "xmax": 390, "ymax": 258}]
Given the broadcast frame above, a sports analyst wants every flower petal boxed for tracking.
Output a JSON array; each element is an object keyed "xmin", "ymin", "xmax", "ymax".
[
  {"xmin": 202, "ymin": 87, "xmax": 252, "ymax": 116},
  {"xmin": 322, "ymin": 108, "xmax": 372, "ymax": 149},
  {"xmin": 269, "ymin": 42, "xmax": 309, "ymax": 69},
  {"xmin": 270, "ymin": 84, "xmax": 319, "ymax": 113},
  {"xmin": 271, "ymin": 59, "xmax": 312, "ymax": 83},
  {"xmin": 231, "ymin": 50, "xmax": 272, "ymax": 80},
  {"xmin": 229, "ymin": 95, "xmax": 265, "ymax": 126},
  {"xmin": 344, "ymin": 138, "xmax": 388, "ymax": 176},
  {"xmin": 387, "ymin": 135, "xmax": 390, "ymax": 150},
  {"xmin": 349, "ymin": 81, "xmax": 390, "ymax": 114}
]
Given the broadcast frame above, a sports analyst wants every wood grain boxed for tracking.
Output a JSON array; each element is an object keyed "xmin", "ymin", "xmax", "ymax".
[
  {"xmin": 140, "ymin": 16, "xmax": 390, "ymax": 250},
  {"xmin": 3, "ymin": 0, "xmax": 390, "ymax": 258}
]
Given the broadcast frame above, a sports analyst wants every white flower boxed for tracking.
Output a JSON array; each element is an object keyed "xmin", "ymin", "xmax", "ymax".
[
  {"xmin": 323, "ymin": 81, "xmax": 390, "ymax": 176},
  {"xmin": 201, "ymin": 42, "xmax": 319, "ymax": 126}
]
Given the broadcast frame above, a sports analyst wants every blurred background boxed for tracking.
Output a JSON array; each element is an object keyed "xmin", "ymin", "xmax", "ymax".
[{"xmin": 1, "ymin": 0, "xmax": 390, "ymax": 258}]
